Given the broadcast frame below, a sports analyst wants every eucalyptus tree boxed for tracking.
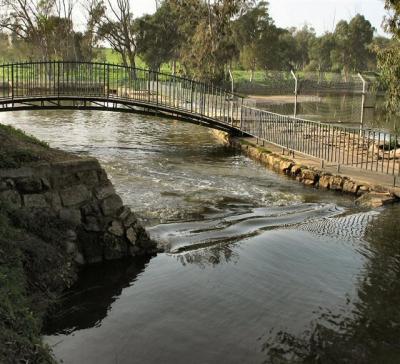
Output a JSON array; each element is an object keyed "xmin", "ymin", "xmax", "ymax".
[
  {"xmin": 135, "ymin": 1, "xmax": 181, "ymax": 72},
  {"xmin": 331, "ymin": 15, "xmax": 375, "ymax": 77},
  {"xmin": 0, "ymin": 0, "xmax": 78, "ymax": 60},
  {"xmin": 376, "ymin": 0, "xmax": 400, "ymax": 120}
]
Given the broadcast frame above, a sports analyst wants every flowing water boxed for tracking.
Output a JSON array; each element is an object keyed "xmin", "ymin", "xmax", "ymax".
[{"xmin": 1, "ymin": 110, "xmax": 400, "ymax": 364}]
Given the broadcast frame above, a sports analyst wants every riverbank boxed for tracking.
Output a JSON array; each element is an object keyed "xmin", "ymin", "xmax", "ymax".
[
  {"xmin": 0, "ymin": 123, "xmax": 158, "ymax": 363},
  {"xmin": 213, "ymin": 130, "xmax": 400, "ymax": 208}
]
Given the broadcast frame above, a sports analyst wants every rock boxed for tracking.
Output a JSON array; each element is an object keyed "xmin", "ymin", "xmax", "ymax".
[
  {"xmin": 23, "ymin": 194, "xmax": 48, "ymax": 208},
  {"xmin": 319, "ymin": 175, "xmax": 331, "ymax": 189},
  {"xmin": 103, "ymin": 233, "xmax": 127, "ymax": 260},
  {"xmin": 44, "ymin": 192, "xmax": 62, "ymax": 211},
  {"xmin": 60, "ymin": 185, "xmax": 91, "ymax": 207},
  {"xmin": 108, "ymin": 220, "xmax": 124, "ymax": 237},
  {"xmin": 41, "ymin": 177, "xmax": 52, "ymax": 190},
  {"xmin": 0, "ymin": 180, "xmax": 8, "ymax": 192},
  {"xmin": 280, "ymin": 160, "xmax": 293, "ymax": 174},
  {"xmin": 126, "ymin": 227, "xmax": 137, "ymax": 244},
  {"xmin": 97, "ymin": 169, "xmax": 110, "ymax": 184},
  {"xmin": 94, "ymin": 185, "xmax": 116, "ymax": 200},
  {"xmin": 291, "ymin": 165, "xmax": 302, "ymax": 176},
  {"xmin": 343, "ymin": 179, "xmax": 358, "ymax": 194},
  {"xmin": 123, "ymin": 212, "xmax": 138, "ymax": 228},
  {"xmin": 330, "ymin": 176, "xmax": 344, "ymax": 191},
  {"xmin": 16, "ymin": 177, "xmax": 43, "ymax": 193},
  {"xmin": 81, "ymin": 201, "xmax": 101, "ymax": 217},
  {"xmin": 76, "ymin": 170, "xmax": 98, "ymax": 186},
  {"xmin": 66, "ymin": 241, "xmax": 78, "ymax": 254},
  {"xmin": 74, "ymin": 252, "xmax": 86, "ymax": 265},
  {"xmin": 59, "ymin": 208, "xmax": 82, "ymax": 226},
  {"xmin": 357, "ymin": 185, "xmax": 370, "ymax": 196},
  {"xmin": 301, "ymin": 169, "xmax": 318, "ymax": 185},
  {"xmin": 83, "ymin": 216, "xmax": 103, "ymax": 232},
  {"xmin": 100, "ymin": 194, "xmax": 123, "ymax": 216},
  {"xmin": 117, "ymin": 206, "xmax": 131, "ymax": 221},
  {"xmin": 0, "ymin": 189, "xmax": 22, "ymax": 208},
  {"xmin": 356, "ymin": 192, "xmax": 396, "ymax": 208}
]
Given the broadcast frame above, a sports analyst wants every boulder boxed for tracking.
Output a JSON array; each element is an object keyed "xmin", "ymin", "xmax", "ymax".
[
  {"xmin": 291, "ymin": 165, "xmax": 302, "ymax": 176},
  {"xmin": 108, "ymin": 220, "xmax": 124, "ymax": 237},
  {"xmin": 126, "ymin": 227, "xmax": 137, "ymax": 244},
  {"xmin": 16, "ymin": 177, "xmax": 43, "ymax": 193},
  {"xmin": 94, "ymin": 185, "xmax": 116, "ymax": 200},
  {"xmin": 280, "ymin": 160, "xmax": 293, "ymax": 174},
  {"xmin": 100, "ymin": 194, "xmax": 123, "ymax": 216},
  {"xmin": 23, "ymin": 194, "xmax": 48, "ymax": 208},
  {"xmin": 60, "ymin": 185, "xmax": 91, "ymax": 207},
  {"xmin": 342, "ymin": 179, "xmax": 358, "ymax": 194},
  {"xmin": 356, "ymin": 192, "xmax": 397, "ymax": 208},
  {"xmin": 319, "ymin": 175, "xmax": 332, "ymax": 189},
  {"xmin": 0, "ymin": 189, "xmax": 22, "ymax": 208},
  {"xmin": 330, "ymin": 176, "xmax": 344, "ymax": 191},
  {"xmin": 59, "ymin": 208, "xmax": 82, "ymax": 226}
]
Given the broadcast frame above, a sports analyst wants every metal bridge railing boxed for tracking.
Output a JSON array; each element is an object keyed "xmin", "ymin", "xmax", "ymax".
[
  {"xmin": 241, "ymin": 106, "xmax": 400, "ymax": 177},
  {"xmin": 0, "ymin": 61, "xmax": 243, "ymax": 127},
  {"xmin": 0, "ymin": 61, "xmax": 399, "ymax": 176}
]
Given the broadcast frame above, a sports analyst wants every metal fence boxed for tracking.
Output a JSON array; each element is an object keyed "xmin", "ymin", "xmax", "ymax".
[
  {"xmin": 241, "ymin": 106, "xmax": 400, "ymax": 176},
  {"xmin": 0, "ymin": 61, "xmax": 243, "ymax": 126},
  {"xmin": 0, "ymin": 61, "xmax": 398, "ymax": 176}
]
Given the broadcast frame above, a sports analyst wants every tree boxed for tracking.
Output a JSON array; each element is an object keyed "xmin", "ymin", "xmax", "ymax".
[
  {"xmin": 331, "ymin": 15, "xmax": 375, "ymax": 76},
  {"xmin": 234, "ymin": 1, "xmax": 274, "ymax": 80},
  {"xmin": 135, "ymin": 1, "xmax": 181, "ymax": 71},
  {"xmin": 0, "ymin": 0, "xmax": 97, "ymax": 61},
  {"xmin": 307, "ymin": 33, "xmax": 335, "ymax": 72},
  {"xmin": 376, "ymin": 0, "xmax": 400, "ymax": 118},
  {"xmin": 173, "ymin": 0, "xmax": 253, "ymax": 82},
  {"xmin": 292, "ymin": 25, "xmax": 316, "ymax": 69},
  {"xmin": 96, "ymin": 0, "xmax": 138, "ymax": 68}
]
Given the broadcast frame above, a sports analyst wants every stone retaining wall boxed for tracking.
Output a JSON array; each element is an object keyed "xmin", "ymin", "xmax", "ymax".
[
  {"xmin": 0, "ymin": 158, "xmax": 158, "ymax": 264},
  {"xmin": 212, "ymin": 130, "xmax": 399, "ymax": 208}
]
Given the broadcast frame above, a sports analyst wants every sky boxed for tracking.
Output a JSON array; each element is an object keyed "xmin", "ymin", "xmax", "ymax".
[{"xmin": 130, "ymin": 0, "xmax": 389, "ymax": 36}]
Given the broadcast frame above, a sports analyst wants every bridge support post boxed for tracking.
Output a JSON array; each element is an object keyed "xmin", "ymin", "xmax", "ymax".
[{"xmin": 11, "ymin": 64, "xmax": 14, "ymax": 107}]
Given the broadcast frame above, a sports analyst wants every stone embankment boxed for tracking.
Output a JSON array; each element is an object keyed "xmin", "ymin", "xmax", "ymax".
[
  {"xmin": 213, "ymin": 131, "xmax": 399, "ymax": 208},
  {"xmin": 0, "ymin": 158, "xmax": 157, "ymax": 264}
]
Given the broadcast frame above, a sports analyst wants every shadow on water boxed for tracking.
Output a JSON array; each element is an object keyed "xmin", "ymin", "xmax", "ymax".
[
  {"xmin": 43, "ymin": 257, "xmax": 150, "ymax": 335},
  {"xmin": 259, "ymin": 204, "xmax": 400, "ymax": 364}
]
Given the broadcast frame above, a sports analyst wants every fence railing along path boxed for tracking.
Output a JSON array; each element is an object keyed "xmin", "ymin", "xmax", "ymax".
[{"xmin": 0, "ymin": 61, "xmax": 399, "ymax": 177}]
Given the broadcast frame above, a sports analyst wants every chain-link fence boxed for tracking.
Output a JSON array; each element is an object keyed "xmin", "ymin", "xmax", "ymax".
[{"xmin": 236, "ymin": 70, "xmax": 382, "ymax": 128}]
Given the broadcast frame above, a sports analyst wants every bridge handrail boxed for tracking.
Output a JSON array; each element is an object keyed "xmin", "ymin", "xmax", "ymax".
[
  {"xmin": 0, "ymin": 61, "xmax": 244, "ymax": 100},
  {"xmin": 0, "ymin": 60, "xmax": 398, "ymax": 177}
]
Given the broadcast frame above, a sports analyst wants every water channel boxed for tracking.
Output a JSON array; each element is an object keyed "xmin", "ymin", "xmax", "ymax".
[{"xmin": 0, "ymin": 110, "xmax": 399, "ymax": 363}]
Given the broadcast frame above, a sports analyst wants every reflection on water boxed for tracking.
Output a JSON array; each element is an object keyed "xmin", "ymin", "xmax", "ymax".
[{"xmin": 0, "ymin": 110, "xmax": 399, "ymax": 363}]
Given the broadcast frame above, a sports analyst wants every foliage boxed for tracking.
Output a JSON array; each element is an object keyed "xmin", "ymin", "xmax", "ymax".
[
  {"xmin": 376, "ymin": 0, "xmax": 400, "ymax": 118},
  {"xmin": 135, "ymin": 1, "xmax": 180, "ymax": 71},
  {"xmin": 330, "ymin": 15, "xmax": 375, "ymax": 75},
  {"xmin": 0, "ymin": 210, "xmax": 56, "ymax": 364}
]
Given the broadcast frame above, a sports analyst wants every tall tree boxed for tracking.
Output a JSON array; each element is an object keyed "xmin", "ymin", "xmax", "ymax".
[
  {"xmin": 307, "ymin": 33, "xmax": 335, "ymax": 72},
  {"xmin": 331, "ymin": 15, "xmax": 375, "ymax": 76},
  {"xmin": 95, "ymin": 0, "xmax": 138, "ymax": 68},
  {"xmin": 0, "ymin": 0, "xmax": 78, "ymax": 60},
  {"xmin": 376, "ymin": 0, "xmax": 400, "ymax": 118},
  {"xmin": 135, "ymin": 1, "xmax": 181, "ymax": 71}
]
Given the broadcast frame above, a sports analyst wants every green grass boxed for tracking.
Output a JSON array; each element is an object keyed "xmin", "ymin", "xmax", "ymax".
[{"xmin": 0, "ymin": 124, "xmax": 48, "ymax": 148}]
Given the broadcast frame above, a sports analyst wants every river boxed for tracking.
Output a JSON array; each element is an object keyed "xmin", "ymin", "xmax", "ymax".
[{"xmin": 0, "ymin": 110, "xmax": 399, "ymax": 364}]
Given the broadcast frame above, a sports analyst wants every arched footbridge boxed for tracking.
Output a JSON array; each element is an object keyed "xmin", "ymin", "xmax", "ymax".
[{"xmin": 0, "ymin": 61, "xmax": 399, "ymax": 176}]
